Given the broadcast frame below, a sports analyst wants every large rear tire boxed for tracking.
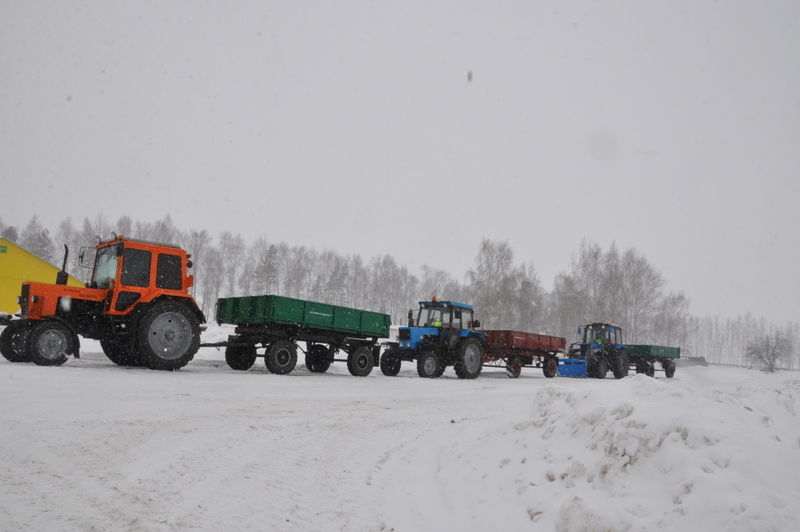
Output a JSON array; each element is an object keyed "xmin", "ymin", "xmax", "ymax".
[
  {"xmin": 265, "ymin": 340, "xmax": 297, "ymax": 374},
  {"xmin": 0, "ymin": 321, "xmax": 31, "ymax": 363},
  {"xmin": 347, "ymin": 345, "xmax": 374, "ymax": 377},
  {"xmin": 454, "ymin": 337, "xmax": 483, "ymax": 379},
  {"xmin": 612, "ymin": 351, "xmax": 629, "ymax": 379},
  {"xmin": 225, "ymin": 344, "xmax": 257, "ymax": 371},
  {"xmin": 28, "ymin": 321, "xmax": 72, "ymax": 366},
  {"xmin": 136, "ymin": 301, "xmax": 200, "ymax": 370},
  {"xmin": 101, "ymin": 337, "xmax": 147, "ymax": 367},
  {"xmin": 306, "ymin": 344, "xmax": 332, "ymax": 373}
]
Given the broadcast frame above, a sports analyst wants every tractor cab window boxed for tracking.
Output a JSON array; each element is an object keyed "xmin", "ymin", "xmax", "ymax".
[
  {"xmin": 587, "ymin": 325, "xmax": 608, "ymax": 344},
  {"xmin": 121, "ymin": 248, "xmax": 152, "ymax": 287},
  {"xmin": 92, "ymin": 244, "xmax": 121, "ymax": 289},
  {"xmin": 417, "ymin": 306, "xmax": 451, "ymax": 328},
  {"xmin": 452, "ymin": 308, "xmax": 473, "ymax": 329}
]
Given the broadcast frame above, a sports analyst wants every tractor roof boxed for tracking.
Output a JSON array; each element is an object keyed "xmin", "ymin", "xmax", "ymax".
[
  {"xmin": 587, "ymin": 322, "xmax": 623, "ymax": 329},
  {"xmin": 98, "ymin": 236, "xmax": 182, "ymax": 250},
  {"xmin": 419, "ymin": 300, "xmax": 474, "ymax": 311}
]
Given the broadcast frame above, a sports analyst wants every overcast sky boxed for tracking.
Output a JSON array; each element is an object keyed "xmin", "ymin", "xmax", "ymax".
[{"xmin": 1, "ymin": 1, "xmax": 798, "ymax": 323}]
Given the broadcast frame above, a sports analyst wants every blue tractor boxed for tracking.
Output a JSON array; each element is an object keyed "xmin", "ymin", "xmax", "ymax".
[
  {"xmin": 568, "ymin": 322, "xmax": 630, "ymax": 379},
  {"xmin": 380, "ymin": 299, "xmax": 485, "ymax": 379}
]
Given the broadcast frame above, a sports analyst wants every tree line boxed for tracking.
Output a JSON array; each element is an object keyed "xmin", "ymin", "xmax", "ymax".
[{"xmin": 2, "ymin": 214, "xmax": 797, "ymax": 370}]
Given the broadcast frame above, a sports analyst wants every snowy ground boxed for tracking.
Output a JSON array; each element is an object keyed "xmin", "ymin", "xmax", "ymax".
[{"xmin": 1, "ymin": 326, "xmax": 799, "ymax": 531}]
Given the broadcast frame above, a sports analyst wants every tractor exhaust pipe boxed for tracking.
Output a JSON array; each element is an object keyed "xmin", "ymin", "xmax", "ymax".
[{"xmin": 56, "ymin": 244, "xmax": 69, "ymax": 285}]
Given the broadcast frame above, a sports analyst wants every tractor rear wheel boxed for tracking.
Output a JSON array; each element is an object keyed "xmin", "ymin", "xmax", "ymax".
[
  {"xmin": 0, "ymin": 321, "xmax": 31, "ymax": 363},
  {"xmin": 663, "ymin": 359, "xmax": 676, "ymax": 378},
  {"xmin": 454, "ymin": 337, "xmax": 483, "ymax": 379},
  {"xmin": 137, "ymin": 301, "xmax": 200, "ymax": 370},
  {"xmin": 225, "ymin": 344, "xmax": 257, "ymax": 371},
  {"xmin": 543, "ymin": 356, "xmax": 558, "ymax": 378},
  {"xmin": 101, "ymin": 338, "xmax": 147, "ymax": 367},
  {"xmin": 380, "ymin": 349, "xmax": 402, "ymax": 376},
  {"xmin": 28, "ymin": 321, "xmax": 72, "ymax": 366},
  {"xmin": 347, "ymin": 345, "xmax": 374, "ymax": 377},
  {"xmin": 306, "ymin": 344, "xmax": 332, "ymax": 373},
  {"xmin": 506, "ymin": 356, "xmax": 522, "ymax": 378},
  {"xmin": 612, "ymin": 351, "xmax": 629, "ymax": 379},
  {"xmin": 416, "ymin": 351, "xmax": 441, "ymax": 378},
  {"xmin": 266, "ymin": 340, "xmax": 297, "ymax": 374}
]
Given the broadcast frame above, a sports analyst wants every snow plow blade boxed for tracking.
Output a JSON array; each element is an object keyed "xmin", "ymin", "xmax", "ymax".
[{"xmin": 557, "ymin": 358, "xmax": 588, "ymax": 377}]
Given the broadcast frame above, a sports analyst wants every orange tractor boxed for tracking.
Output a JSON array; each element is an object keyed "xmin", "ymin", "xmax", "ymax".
[{"xmin": 0, "ymin": 236, "xmax": 204, "ymax": 370}]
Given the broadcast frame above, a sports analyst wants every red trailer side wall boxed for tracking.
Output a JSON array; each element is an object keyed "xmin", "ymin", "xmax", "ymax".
[{"xmin": 483, "ymin": 330, "xmax": 566, "ymax": 354}]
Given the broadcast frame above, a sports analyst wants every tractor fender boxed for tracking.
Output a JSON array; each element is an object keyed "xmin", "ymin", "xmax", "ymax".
[
  {"xmin": 41, "ymin": 315, "xmax": 81, "ymax": 358},
  {"xmin": 131, "ymin": 296, "xmax": 207, "ymax": 328}
]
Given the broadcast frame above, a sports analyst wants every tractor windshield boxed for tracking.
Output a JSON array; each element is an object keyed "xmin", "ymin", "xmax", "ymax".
[
  {"xmin": 92, "ymin": 244, "xmax": 120, "ymax": 289},
  {"xmin": 585, "ymin": 324, "xmax": 609, "ymax": 344},
  {"xmin": 417, "ymin": 306, "xmax": 451, "ymax": 328}
]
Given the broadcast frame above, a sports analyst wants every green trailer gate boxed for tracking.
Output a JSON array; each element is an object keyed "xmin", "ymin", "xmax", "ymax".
[{"xmin": 209, "ymin": 295, "xmax": 391, "ymax": 377}]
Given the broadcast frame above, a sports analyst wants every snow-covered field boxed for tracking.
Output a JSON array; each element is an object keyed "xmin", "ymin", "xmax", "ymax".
[{"xmin": 1, "ymin": 326, "xmax": 799, "ymax": 531}]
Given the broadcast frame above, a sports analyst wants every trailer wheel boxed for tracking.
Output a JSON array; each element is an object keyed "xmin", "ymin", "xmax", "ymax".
[
  {"xmin": 543, "ymin": 356, "xmax": 558, "ymax": 378},
  {"xmin": 645, "ymin": 361, "xmax": 656, "ymax": 378},
  {"xmin": 0, "ymin": 321, "xmax": 31, "ymax": 363},
  {"xmin": 506, "ymin": 357, "xmax": 522, "ymax": 378},
  {"xmin": 266, "ymin": 340, "xmax": 297, "ymax": 374},
  {"xmin": 635, "ymin": 360, "xmax": 647, "ymax": 374},
  {"xmin": 416, "ymin": 351, "xmax": 441, "ymax": 378},
  {"xmin": 347, "ymin": 345, "xmax": 374, "ymax": 377},
  {"xmin": 380, "ymin": 350, "xmax": 402, "ymax": 376},
  {"xmin": 28, "ymin": 321, "xmax": 72, "ymax": 366},
  {"xmin": 225, "ymin": 344, "xmax": 257, "ymax": 371},
  {"xmin": 663, "ymin": 359, "xmax": 676, "ymax": 378},
  {"xmin": 612, "ymin": 351, "xmax": 629, "ymax": 379},
  {"xmin": 454, "ymin": 337, "xmax": 483, "ymax": 379},
  {"xmin": 101, "ymin": 338, "xmax": 147, "ymax": 367},
  {"xmin": 137, "ymin": 301, "xmax": 200, "ymax": 370},
  {"xmin": 306, "ymin": 344, "xmax": 332, "ymax": 373}
]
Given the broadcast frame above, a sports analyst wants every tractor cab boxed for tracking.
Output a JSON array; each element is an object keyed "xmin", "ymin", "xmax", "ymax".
[{"xmin": 398, "ymin": 299, "xmax": 480, "ymax": 351}]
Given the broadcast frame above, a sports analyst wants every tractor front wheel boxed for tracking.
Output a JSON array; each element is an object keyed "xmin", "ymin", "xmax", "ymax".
[
  {"xmin": 612, "ymin": 351, "xmax": 629, "ymax": 379},
  {"xmin": 137, "ymin": 301, "xmax": 200, "ymax": 370},
  {"xmin": 0, "ymin": 321, "xmax": 31, "ymax": 363},
  {"xmin": 28, "ymin": 321, "xmax": 72, "ymax": 366},
  {"xmin": 416, "ymin": 351, "xmax": 441, "ymax": 378}
]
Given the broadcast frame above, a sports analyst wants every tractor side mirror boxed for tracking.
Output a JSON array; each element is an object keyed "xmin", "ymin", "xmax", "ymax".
[
  {"xmin": 577, "ymin": 327, "xmax": 583, "ymax": 335},
  {"xmin": 473, "ymin": 319, "xmax": 481, "ymax": 329},
  {"xmin": 78, "ymin": 247, "xmax": 93, "ymax": 269},
  {"xmin": 407, "ymin": 309, "xmax": 415, "ymax": 327}
]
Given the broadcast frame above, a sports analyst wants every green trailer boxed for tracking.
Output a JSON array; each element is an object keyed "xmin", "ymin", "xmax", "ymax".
[
  {"xmin": 207, "ymin": 295, "xmax": 391, "ymax": 376},
  {"xmin": 626, "ymin": 344, "xmax": 680, "ymax": 378}
]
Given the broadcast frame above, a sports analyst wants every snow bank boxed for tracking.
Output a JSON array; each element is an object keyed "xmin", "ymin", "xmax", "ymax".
[{"xmin": 377, "ymin": 370, "xmax": 800, "ymax": 531}]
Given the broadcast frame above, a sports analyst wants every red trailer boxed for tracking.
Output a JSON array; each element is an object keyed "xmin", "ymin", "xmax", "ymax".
[{"xmin": 482, "ymin": 330, "xmax": 566, "ymax": 378}]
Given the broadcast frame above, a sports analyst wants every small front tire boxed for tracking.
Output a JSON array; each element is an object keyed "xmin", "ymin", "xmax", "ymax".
[
  {"xmin": 28, "ymin": 321, "xmax": 72, "ymax": 366},
  {"xmin": 416, "ymin": 351, "xmax": 441, "ymax": 378}
]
